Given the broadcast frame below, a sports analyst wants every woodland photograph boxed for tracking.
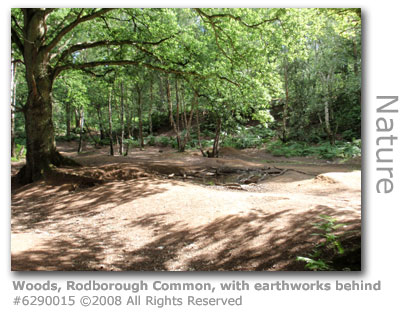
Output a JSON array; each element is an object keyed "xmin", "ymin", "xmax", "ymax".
[{"xmin": 10, "ymin": 8, "xmax": 361, "ymax": 271}]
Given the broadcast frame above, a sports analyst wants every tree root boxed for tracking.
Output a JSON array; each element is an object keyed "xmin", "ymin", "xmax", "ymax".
[
  {"xmin": 16, "ymin": 151, "xmax": 81, "ymax": 185},
  {"xmin": 50, "ymin": 150, "xmax": 81, "ymax": 167}
]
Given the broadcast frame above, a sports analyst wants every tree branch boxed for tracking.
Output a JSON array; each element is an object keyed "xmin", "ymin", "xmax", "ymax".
[
  {"xmin": 44, "ymin": 8, "xmax": 55, "ymax": 15},
  {"xmin": 11, "ymin": 59, "xmax": 24, "ymax": 64},
  {"xmin": 194, "ymin": 8, "xmax": 280, "ymax": 28},
  {"xmin": 54, "ymin": 59, "xmax": 143, "ymax": 77},
  {"xmin": 80, "ymin": 68, "xmax": 115, "ymax": 78},
  {"xmin": 196, "ymin": 9, "xmax": 235, "ymax": 64},
  {"xmin": 143, "ymin": 63, "xmax": 240, "ymax": 87},
  {"xmin": 49, "ymin": 9, "xmax": 80, "ymax": 40},
  {"xmin": 11, "ymin": 103, "xmax": 24, "ymax": 113},
  {"xmin": 55, "ymin": 58, "xmax": 240, "ymax": 89},
  {"xmin": 142, "ymin": 63, "xmax": 201, "ymax": 77},
  {"xmin": 218, "ymin": 76, "xmax": 240, "ymax": 87},
  {"xmin": 57, "ymin": 34, "xmax": 175, "ymax": 64},
  {"xmin": 11, "ymin": 27, "xmax": 24, "ymax": 54},
  {"xmin": 44, "ymin": 8, "xmax": 114, "ymax": 54},
  {"xmin": 11, "ymin": 14, "xmax": 23, "ymax": 33}
]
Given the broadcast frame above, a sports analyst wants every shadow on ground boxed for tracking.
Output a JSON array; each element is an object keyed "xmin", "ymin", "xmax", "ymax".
[
  {"xmin": 11, "ymin": 142, "xmax": 361, "ymax": 271},
  {"xmin": 11, "ymin": 173, "xmax": 171, "ymax": 232},
  {"xmin": 12, "ymin": 204, "xmax": 360, "ymax": 271}
]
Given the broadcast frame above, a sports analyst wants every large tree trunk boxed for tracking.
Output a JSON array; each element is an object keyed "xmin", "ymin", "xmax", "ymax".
[
  {"xmin": 21, "ymin": 83, "xmax": 66, "ymax": 182},
  {"xmin": 17, "ymin": 9, "xmax": 78, "ymax": 183},
  {"xmin": 24, "ymin": 14, "xmax": 57, "ymax": 182}
]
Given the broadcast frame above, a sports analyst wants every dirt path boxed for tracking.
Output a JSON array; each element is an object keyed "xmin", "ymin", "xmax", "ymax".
[{"xmin": 11, "ymin": 142, "xmax": 361, "ymax": 271}]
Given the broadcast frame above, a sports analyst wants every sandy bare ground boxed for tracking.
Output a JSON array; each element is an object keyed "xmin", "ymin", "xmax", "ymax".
[{"xmin": 11, "ymin": 142, "xmax": 361, "ymax": 271}]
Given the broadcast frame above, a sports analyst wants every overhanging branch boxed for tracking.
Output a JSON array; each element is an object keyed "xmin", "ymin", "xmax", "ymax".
[
  {"xmin": 57, "ymin": 34, "xmax": 176, "ymax": 64},
  {"xmin": 54, "ymin": 59, "xmax": 143, "ymax": 77},
  {"xmin": 194, "ymin": 8, "xmax": 281, "ymax": 28},
  {"xmin": 45, "ymin": 8, "xmax": 114, "ymax": 54},
  {"xmin": 54, "ymin": 58, "xmax": 240, "ymax": 89}
]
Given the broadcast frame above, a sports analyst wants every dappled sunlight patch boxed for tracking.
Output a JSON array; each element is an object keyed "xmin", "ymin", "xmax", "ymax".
[{"xmin": 11, "ymin": 201, "xmax": 360, "ymax": 271}]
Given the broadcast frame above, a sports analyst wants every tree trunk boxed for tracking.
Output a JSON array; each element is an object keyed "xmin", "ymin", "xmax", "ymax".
[
  {"xmin": 11, "ymin": 108, "xmax": 16, "ymax": 158},
  {"xmin": 124, "ymin": 141, "xmax": 130, "ymax": 156},
  {"xmin": 84, "ymin": 120, "xmax": 99, "ymax": 146},
  {"xmin": 181, "ymin": 83, "xmax": 188, "ymax": 131},
  {"xmin": 353, "ymin": 41, "xmax": 359, "ymax": 76},
  {"xmin": 17, "ymin": 9, "xmax": 78, "ymax": 183},
  {"xmin": 321, "ymin": 73, "xmax": 335, "ymax": 145},
  {"xmin": 137, "ymin": 86, "xmax": 144, "ymax": 150},
  {"xmin": 208, "ymin": 116, "xmax": 222, "ymax": 158},
  {"xmin": 77, "ymin": 109, "xmax": 84, "ymax": 153},
  {"xmin": 108, "ymin": 90, "xmax": 114, "ymax": 155},
  {"xmin": 181, "ymin": 91, "xmax": 196, "ymax": 150},
  {"xmin": 119, "ymin": 81, "xmax": 125, "ymax": 155},
  {"xmin": 17, "ymin": 145, "xmax": 25, "ymax": 159},
  {"xmin": 195, "ymin": 106, "xmax": 206, "ymax": 157},
  {"xmin": 174, "ymin": 78, "xmax": 183, "ymax": 151},
  {"xmin": 165, "ymin": 76, "xmax": 183, "ymax": 150},
  {"xmin": 23, "ymin": 44, "xmax": 57, "ymax": 177},
  {"xmin": 159, "ymin": 75, "xmax": 166, "ymax": 113},
  {"xmin": 21, "ymin": 84, "xmax": 65, "ymax": 182},
  {"xmin": 125, "ymin": 101, "xmax": 132, "ymax": 139},
  {"xmin": 282, "ymin": 59, "xmax": 289, "ymax": 142},
  {"xmin": 11, "ymin": 59, "xmax": 17, "ymax": 157},
  {"xmin": 165, "ymin": 76, "xmax": 175, "ymax": 130},
  {"xmin": 324, "ymin": 100, "xmax": 335, "ymax": 145},
  {"xmin": 131, "ymin": 101, "xmax": 136, "ymax": 139},
  {"xmin": 74, "ymin": 109, "xmax": 80, "ymax": 130},
  {"xmin": 96, "ymin": 104, "xmax": 105, "ymax": 141},
  {"xmin": 65, "ymin": 104, "xmax": 71, "ymax": 138},
  {"xmin": 149, "ymin": 77, "xmax": 153, "ymax": 135}
]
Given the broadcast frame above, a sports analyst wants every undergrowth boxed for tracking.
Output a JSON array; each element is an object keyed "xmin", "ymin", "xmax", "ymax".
[
  {"xmin": 296, "ymin": 214, "xmax": 354, "ymax": 271},
  {"xmin": 51, "ymin": 126, "xmax": 361, "ymax": 161},
  {"xmin": 221, "ymin": 125, "xmax": 276, "ymax": 149},
  {"xmin": 267, "ymin": 139, "xmax": 361, "ymax": 160}
]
